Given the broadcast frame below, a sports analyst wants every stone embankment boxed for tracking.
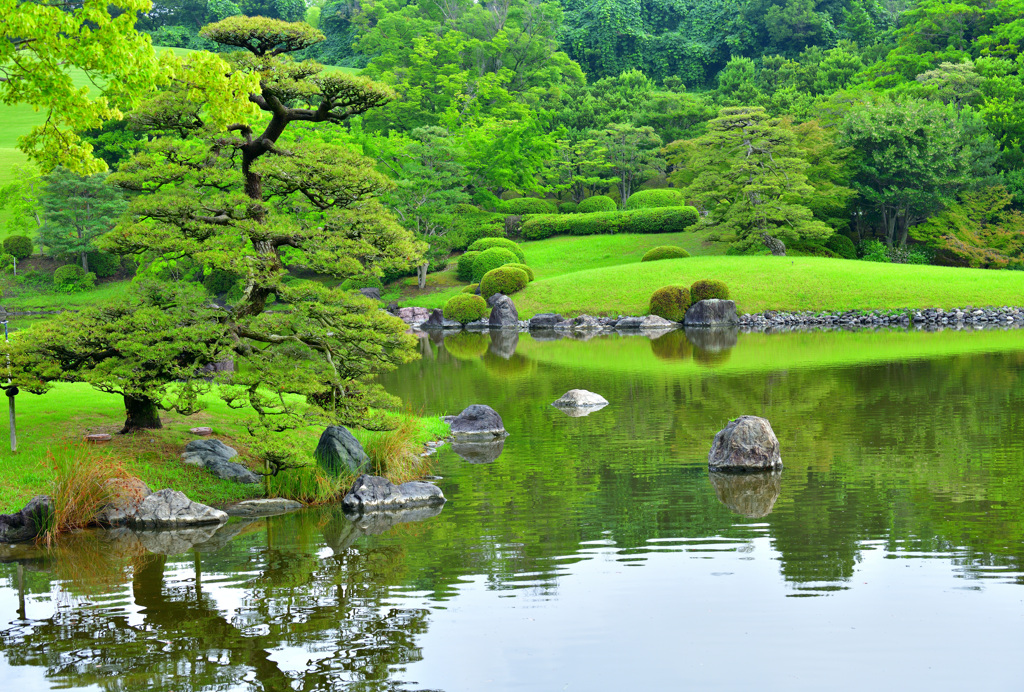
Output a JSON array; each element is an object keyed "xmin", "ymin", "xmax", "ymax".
[{"xmin": 739, "ymin": 306, "xmax": 1024, "ymax": 330}]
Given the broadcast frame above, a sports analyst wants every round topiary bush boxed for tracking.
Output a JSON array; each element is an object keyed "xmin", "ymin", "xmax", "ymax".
[
  {"xmin": 505, "ymin": 262, "xmax": 534, "ymax": 281},
  {"xmin": 443, "ymin": 293, "xmax": 489, "ymax": 324},
  {"xmin": 558, "ymin": 201, "xmax": 578, "ymax": 214},
  {"xmin": 648, "ymin": 285, "xmax": 691, "ymax": 322},
  {"xmin": 451, "ymin": 203, "xmax": 480, "ymax": 214},
  {"xmin": 480, "ymin": 266, "xmax": 529, "ymax": 298},
  {"xmin": 824, "ymin": 233, "xmax": 857, "ymax": 260},
  {"xmin": 641, "ymin": 246, "xmax": 690, "ymax": 262},
  {"xmin": 690, "ymin": 279, "xmax": 730, "ymax": 302},
  {"xmin": 340, "ymin": 274, "xmax": 383, "ymax": 291},
  {"xmin": 461, "ymin": 283, "xmax": 480, "ymax": 294},
  {"xmin": 53, "ymin": 264, "xmax": 95, "ymax": 293},
  {"xmin": 3, "ymin": 235, "xmax": 33, "ymax": 260},
  {"xmin": 625, "ymin": 189, "xmax": 683, "ymax": 210},
  {"xmin": 497, "ymin": 197, "xmax": 558, "ymax": 215},
  {"xmin": 457, "ymin": 251, "xmax": 482, "ymax": 282},
  {"xmin": 471, "ymin": 246, "xmax": 519, "ymax": 282},
  {"xmin": 577, "ymin": 195, "xmax": 617, "ymax": 213},
  {"xmin": 467, "ymin": 237, "xmax": 526, "ymax": 263}
]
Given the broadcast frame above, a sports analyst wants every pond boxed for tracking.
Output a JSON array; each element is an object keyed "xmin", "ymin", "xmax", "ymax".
[{"xmin": 2, "ymin": 326, "xmax": 1024, "ymax": 690}]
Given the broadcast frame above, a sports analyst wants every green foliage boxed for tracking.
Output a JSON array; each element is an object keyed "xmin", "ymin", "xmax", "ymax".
[
  {"xmin": 648, "ymin": 285, "xmax": 691, "ymax": 322},
  {"xmin": 787, "ymin": 241, "xmax": 840, "ymax": 258},
  {"xmin": 860, "ymin": 240, "xmax": 891, "ymax": 263},
  {"xmin": 506, "ymin": 263, "xmax": 535, "ymax": 281},
  {"xmin": 443, "ymin": 294, "xmax": 489, "ymax": 324},
  {"xmin": 203, "ymin": 268, "xmax": 241, "ymax": 295},
  {"xmin": 456, "ymin": 251, "xmax": 482, "ymax": 282},
  {"xmin": 690, "ymin": 279, "xmax": 729, "ymax": 302},
  {"xmin": 52, "ymin": 265, "xmax": 96, "ymax": 293},
  {"xmin": 641, "ymin": 246, "xmax": 690, "ymax": 262},
  {"xmin": 467, "ymin": 237, "xmax": 527, "ymax": 263},
  {"xmin": 497, "ymin": 198, "xmax": 558, "ymax": 215},
  {"xmin": 578, "ymin": 195, "xmax": 617, "ymax": 213},
  {"xmin": 38, "ymin": 169, "xmax": 127, "ymax": 270},
  {"xmin": 909, "ymin": 187, "xmax": 1024, "ymax": 268},
  {"xmin": 520, "ymin": 207, "xmax": 699, "ymax": 240},
  {"xmin": 480, "ymin": 266, "xmax": 530, "ymax": 299},
  {"xmin": 559, "ymin": 201, "xmax": 579, "ymax": 214},
  {"xmin": 625, "ymin": 189, "xmax": 684, "ymax": 210},
  {"xmin": 471, "ymin": 247, "xmax": 519, "ymax": 282},
  {"xmin": 3, "ymin": 235, "xmax": 33, "ymax": 260},
  {"xmin": 824, "ymin": 234, "xmax": 857, "ymax": 260},
  {"xmin": 462, "ymin": 283, "xmax": 480, "ymax": 294},
  {"xmin": 340, "ymin": 275, "xmax": 384, "ymax": 291},
  {"xmin": 85, "ymin": 252, "xmax": 122, "ymax": 279}
]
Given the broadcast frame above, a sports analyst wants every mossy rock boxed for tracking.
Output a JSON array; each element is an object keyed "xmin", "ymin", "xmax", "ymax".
[
  {"xmin": 641, "ymin": 246, "xmax": 690, "ymax": 262},
  {"xmin": 467, "ymin": 237, "xmax": 526, "ymax": 263},
  {"xmin": 443, "ymin": 294, "xmax": 489, "ymax": 324},
  {"xmin": 471, "ymin": 246, "xmax": 519, "ymax": 282},
  {"xmin": 690, "ymin": 279, "xmax": 729, "ymax": 302},
  {"xmin": 480, "ymin": 266, "xmax": 530, "ymax": 298},
  {"xmin": 648, "ymin": 285, "xmax": 691, "ymax": 322}
]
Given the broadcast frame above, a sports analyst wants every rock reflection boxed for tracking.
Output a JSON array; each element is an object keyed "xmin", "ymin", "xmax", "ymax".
[
  {"xmin": 488, "ymin": 329, "xmax": 519, "ymax": 359},
  {"xmin": 685, "ymin": 326, "xmax": 738, "ymax": 367},
  {"xmin": 450, "ymin": 436, "xmax": 506, "ymax": 463},
  {"xmin": 709, "ymin": 470, "xmax": 782, "ymax": 518}
]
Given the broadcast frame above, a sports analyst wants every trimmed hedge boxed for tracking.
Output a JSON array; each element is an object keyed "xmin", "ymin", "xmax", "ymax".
[
  {"xmin": 497, "ymin": 197, "xmax": 558, "ymax": 215},
  {"xmin": 340, "ymin": 274, "xmax": 383, "ymax": 290},
  {"xmin": 577, "ymin": 195, "xmax": 617, "ymax": 213},
  {"xmin": 506, "ymin": 262, "xmax": 534, "ymax": 281},
  {"xmin": 443, "ymin": 294, "xmax": 489, "ymax": 324},
  {"xmin": 471, "ymin": 246, "xmax": 519, "ymax": 282},
  {"xmin": 641, "ymin": 246, "xmax": 690, "ymax": 262},
  {"xmin": 690, "ymin": 279, "xmax": 730, "ymax": 302},
  {"xmin": 3, "ymin": 235, "xmax": 33, "ymax": 260},
  {"xmin": 648, "ymin": 285, "xmax": 691, "ymax": 322},
  {"xmin": 825, "ymin": 234, "xmax": 857, "ymax": 260},
  {"xmin": 456, "ymin": 251, "xmax": 482, "ymax": 281},
  {"xmin": 521, "ymin": 206, "xmax": 700, "ymax": 240},
  {"xmin": 462, "ymin": 283, "xmax": 480, "ymax": 294},
  {"xmin": 625, "ymin": 189, "xmax": 683, "ymax": 210},
  {"xmin": 558, "ymin": 201, "xmax": 578, "ymax": 214},
  {"xmin": 468, "ymin": 237, "xmax": 526, "ymax": 263},
  {"xmin": 480, "ymin": 266, "xmax": 529, "ymax": 298}
]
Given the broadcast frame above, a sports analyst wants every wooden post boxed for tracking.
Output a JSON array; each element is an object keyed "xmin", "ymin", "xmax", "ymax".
[{"xmin": 7, "ymin": 386, "xmax": 16, "ymax": 454}]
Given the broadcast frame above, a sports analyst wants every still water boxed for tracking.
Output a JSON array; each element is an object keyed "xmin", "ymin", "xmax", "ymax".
[{"xmin": 2, "ymin": 327, "xmax": 1024, "ymax": 691}]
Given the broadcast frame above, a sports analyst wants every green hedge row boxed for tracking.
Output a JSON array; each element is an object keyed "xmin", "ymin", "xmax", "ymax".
[
  {"xmin": 625, "ymin": 189, "xmax": 683, "ymax": 210},
  {"xmin": 521, "ymin": 206, "xmax": 700, "ymax": 240}
]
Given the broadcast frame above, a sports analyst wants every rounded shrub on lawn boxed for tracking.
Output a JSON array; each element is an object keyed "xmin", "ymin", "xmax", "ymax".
[
  {"xmin": 443, "ymin": 294, "xmax": 489, "ymax": 324},
  {"xmin": 340, "ymin": 274, "xmax": 383, "ymax": 290},
  {"xmin": 825, "ymin": 234, "xmax": 857, "ymax": 260},
  {"xmin": 577, "ymin": 195, "xmax": 617, "ymax": 213},
  {"xmin": 471, "ymin": 246, "xmax": 519, "ymax": 282},
  {"xmin": 3, "ymin": 235, "xmax": 33, "ymax": 260},
  {"xmin": 505, "ymin": 262, "xmax": 534, "ymax": 281},
  {"xmin": 53, "ymin": 264, "xmax": 95, "ymax": 293},
  {"xmin": 641, "ymin": 246, "xmax": 690, "ymax": 262},
  {"xmin": 456, "ymin": 251, "xmax": 482, "ymax": 282},
  {"xmin": 86, "ymin": 251, "xmax": 122, "ymax": 278},
  {"xmin": 625, "ymin": 189, "xmax": 683, "ymax": 210},
  {"xmin": 461, "ymin": 283, "xmax": 480, "ymax": 294},
  {"xmin": 690, "ymin": 279, "xmax": 730, "ymax": 302},
  {"xmin": 558, "ymin": 201, "xmax": 578, "ymax": 214},
  {"xmin": 467, "ymin": 237, "xmax": 526, "ymax": 263},
  {"xmin": 648, "ymin": 285, "xmax": 691, "ymax": 322},
  {"xmin": 497, "ymin": 197, "xmax": 558, "ymax": 215},
  {"xmin": 480, "ymin": 266, "xmax": 530, "ymax": 298}
]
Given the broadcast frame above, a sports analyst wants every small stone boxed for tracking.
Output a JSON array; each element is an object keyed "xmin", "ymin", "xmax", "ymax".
[
  {"xmin": 94, "ymin": 478, "xmax": 153, "ymax": 527},
  {"xmin": 529, "ymin": 313, "xmax": 564, "ymax": 329},
  {"xmin": 224, "ymin": 498, "xmax": 304, "ymax": 517},
  {"xmin": 552, "ymin": 389, "xmax": 609, "ymax": 408},
  {"xmin": 0, "ymin": 495, "xmax": 54, "ymax": 543},
  {"xmin": 84, "ymin": 433, "xmax": 112, "ymax": 443},
  {"xmin": 189, "ymin": 427, "xmax": 213, "ymax": 436}
]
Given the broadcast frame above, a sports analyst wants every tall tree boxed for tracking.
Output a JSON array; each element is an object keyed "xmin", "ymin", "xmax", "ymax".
[
  {"xmin": 597, "ymin": 123, "xmax": 663, "ymax": 206},
  {"xmin": 37, "ymin": 169, "xmax": 127, "ymax": 272}
]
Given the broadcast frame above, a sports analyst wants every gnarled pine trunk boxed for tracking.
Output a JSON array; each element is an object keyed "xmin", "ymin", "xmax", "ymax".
[{"xmin": 121, "ymin": 395, "xmax": 162, "ymax": 433}]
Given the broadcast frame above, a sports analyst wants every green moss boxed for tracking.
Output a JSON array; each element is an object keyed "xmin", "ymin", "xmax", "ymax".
[
  {"xmin": 340, "ymin": 274, "xmax": 383, "ymax": 290},
  {"xmin": 443, "ymin": 293, "xmax": 489, "ymax": 323},
  {"xmin": 467, "ymin": 237, "xmax": 526, "ymax": 263},
  {"xmin": 641, "ymin": 246, "xmax": 690, "ymax": 262},
  {"xmin": 480, "ymin": 266, "xmax": 529, "ymax": 298},
  {"xmin": 648, "ymin": 285, "xmax": 691, "ymax": 322},
  {"xmin": 690, "ymin": 279, "xmax": 730, "ymax": 302},
  {"xmin": 471, "ymin": 246, "xmax": 519, "ymax": 282},
  {"xmin": 520, "ymin": 206, "xmax": 700, "ymax": 240}
]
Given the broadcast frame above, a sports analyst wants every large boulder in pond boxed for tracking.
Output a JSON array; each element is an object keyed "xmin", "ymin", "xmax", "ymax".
[
  {"xmin": 708, "ymin": 416, "xmax": 782, "ymax": 471},
  {"xmin": 315, "ymin": 426, "xmax": 371, "ymax": 475},
  {"xmin": 341, "ymin": 474, "xmax": 445, "ymax": 514},
  {"xmin": 128, "ymin": 489, "xmax": 228, "ymax": 529},
  {"xmin": 488, "ymin": 293, "xmax": 519, "ymax": 330},
  {"xmin": 684, "ymin": 299, "xmax": 739, "ymax": 326},
  {"xmin": 709, "ymin": 470, "xmax": 782, "ymax": 518},
  {"xmin": 444, "ymin": 404, "xmax": 506, "ymax": 438},
  {"xmin": 0, "ymin": 495, "xmax": 54, "ymax": 543}
]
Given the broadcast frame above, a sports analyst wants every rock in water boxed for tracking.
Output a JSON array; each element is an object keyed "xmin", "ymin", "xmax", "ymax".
[
  {"xmin": 224, "ymin": 498, "xmax": 304, "ymax": 517},
  {"xmin": 445, "ymin": 404, "xmax": 507, "ymax": 438},
  {"xmin": 422, "ymin": 308, "xmax": 463, "ymax": 330},
  {"xmin": 709, "ymin": 470, "xmax": 782, "ymax": 518},
  {"xmin": 0, "ymin": 495, "xmax": 54, "ymax": 543},
  {"xmin": 94, "ymin": 478, "xmax": 153, "ymax": 527},
  {"xmin": 488, "ymin": 294, "xmax": 519, "ymax": 329},
  {"xmin": 128, "ymin": 489, "xmax": 228, "ymax": 529},
  {"xmin": 314, "ymin": 426, "xmax": 371, "ymax": 475},
  {"xmin": 684, "ymin": 299, "xmax": 740, "ymax": 326},
  {"xmin": 181, "ymin": 439, "xmax": 260, "ymax": 484},
  {"xmin": 341, "ymin": 474, "xmax": 446, "ymax": 513},
  {"xmin": 708, "ymin": 416, "xmax": 782, "ymax": 471},
  {"xmin": 552, "ymin": 389, "xmax": 609, "ymax": 408},
  {"xmin": 529, "ymin": 313, "xmax": 563, "ymax": 329}
]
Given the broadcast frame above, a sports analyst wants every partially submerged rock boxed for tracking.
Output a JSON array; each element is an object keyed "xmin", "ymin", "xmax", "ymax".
[
  {"xmin": 556, "ymin": 315, "xmax": 605, "ymax": 333},
  {"xmin": 224, "ymin": 498, "xmax": 304, "ymax": 518},
  {"xmin": 341, "ymin": 474, "xmax": 446, "ymax": 514},
  {"xmin": 684, "ymin": 299, "xmax": 740, "ymax": 326},
  {"xmin": 708, "ymin": 416, "xmax": 782, "ymax": 471},
  {"xmin": 314, "ymin": 425, "xmax": 371, "ymax": 475},
  {"xmin": 616, "ymin": 315, "xmax": 679, "ymax": 331},
  {"xmin": 445, "ymin": 404, "xmax": 507, "ymax": 438},
  {"xmin": 94, "ymin": 478, "xmax": 153, "ymax": 527},
  {"xmin": 128, "ymin": 489, "xmax": 228, "ymax": 529},
  {"xmin": 0, "ymin": 495, "xmax": 54, "ymax": 543},
  {"xmin": 488, "ymin": 293, "xmax": 519, "ymax": 329},
  {"xmin": 422, "ymin": 308, "xmax": 463, "ymax": 330},
  {"xmin": 709, "ymin": 470, "xmax": 782, "ymax": 518},
  {"xmin": 529, "ymin": 313, "xmax": 563, "ymax": 330},
  {"xmin": 182, "ymin": 439, "xmax": 259, "ymax": 484},
  {"xmin": 552, "ymin": 389, "xmax": 608, "ymax": 408}
]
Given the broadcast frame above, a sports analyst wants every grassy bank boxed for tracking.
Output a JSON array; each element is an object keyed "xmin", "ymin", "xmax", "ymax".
[{"xmin": 0, "ymin": 382, "xmax": 448, "ymax": 513}]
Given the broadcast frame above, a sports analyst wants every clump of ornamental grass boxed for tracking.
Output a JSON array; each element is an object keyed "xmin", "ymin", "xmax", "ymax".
[
  {"xmin": 362, "ymin": 413, "xmax": 433, "ymax": 484},
  {"xmin": 44, "ymin": 445, "xmax": 126, "ymax": 544}
]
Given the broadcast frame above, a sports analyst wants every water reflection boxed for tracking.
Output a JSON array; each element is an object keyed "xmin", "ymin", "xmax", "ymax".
[
  {"xmin": 449, "ymin": 437, "xmax": 506, "ymax": 464},
  {"xmin": 708, "ymin": 470, "xmax": 783, "ymax": 517}
]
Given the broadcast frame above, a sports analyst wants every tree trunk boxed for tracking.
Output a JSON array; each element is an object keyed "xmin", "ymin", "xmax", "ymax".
[
  {"xmin": 81, "ymin": 251, "xmax": 89, "ymax": 273},
  {"xmin": 417, "ymin": 262, "xmax": 428, "ymax": 290},
  {"xmin": 121, "ymin": 395, "xmax": 162, "ymax": 433}
]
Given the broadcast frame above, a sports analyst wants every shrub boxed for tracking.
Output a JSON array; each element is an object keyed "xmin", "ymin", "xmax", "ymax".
[
  {"xmin": 641, "ymin": 246, "xmax": 690, "ymax": 262},
  {"xmin": 340, "ymin": 274, "xmax": 383, "ymax": 290},
  {"xmin": 471, "ymin": 246, "xmax": 519, "ymax": 282},
  {"xmin": 860, "ymin": 240, "xmax": 890, "ymax": 263},
  {"xmin": 3, "ymin": 235, "xmax": 33, "ymax": 260},
  {"xmin": 53, "ymin": 264, "xmax": 95, "ymax": 293},
  {"xmin": 648, "ymin": 285, "xmax": 691, "ymax": 322},
  {"xmin": 497, "ymin": 197, "xmax": 558, "ymax": 215},
  {"xmin": 506, "ymin": 262, "xmax": 534, "ymax": 281},
  {"xmin": 558, "ymin": 201, "xmax": 578, "ymax": 214},
  {"xmin": 824, "ymin": 234, "xmax": 857, "ymax": 259},
  {"xmin": 618, "ymin": 206, "xmax": 699, "ymax": 233},
  {"xmin": 625, "ymin": 189, "xmax": 683, "ymax": 210},
  {"xmin": 0, "ymin": 253, "xmax": 14, "ymax": 274},
  {"xmin": 468, "ymin": 237, "xmax": 526, "ymax": 263},
  {"xmin": 462, "ymin": 283, "xmax": 480, "ymax": 294},
  {"xmin": 86, "ymin": 251, "xmax": 121, "ymax": 278},
  {"xmin": 690, "ymin": 279, "xmax": 730, "ymax": 302},
  {"xmin": 443, "ymin": 294, "xmax": 488, "ymax": 324},
  {"xmin": 451, "ymin": 203, "xmax": 480, "ymax": 214},
  {"xmin": 578, "ymin": 195, "xmax": 617, "ymax": 213},
  {"xmin": 456, "ymin": 251, "xmax": 482, "ymax": 281},
  {"xmin": 203, "ymin": 268, "xmax": 240, "ymax": 294},
  {"xmin": 480, "ymin": 266, "xmax": 529, "ymax": 298},
  {"xmin": 520, "ymin": 206, "xmax": 700, "ymax": 240}
]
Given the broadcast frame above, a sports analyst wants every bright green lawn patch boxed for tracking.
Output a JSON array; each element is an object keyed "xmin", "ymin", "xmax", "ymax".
[
  {"xmin": 0, "ymin": 382, "xmax": 449, "ymax": 512},
  {"xmin": 2, "ymin": 280, "xmax": 134, "ymax": 312}
]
